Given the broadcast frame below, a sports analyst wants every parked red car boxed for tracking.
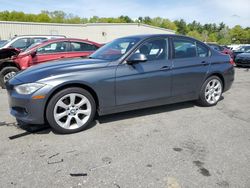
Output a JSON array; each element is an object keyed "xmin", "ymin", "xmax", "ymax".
[
  {"xmin": 0, "ymin": 38, "xmax": 101, "ymax": 88},
  {"xmin": 206, "ymin": 43, "xmax": 234, "ymax": 58}
]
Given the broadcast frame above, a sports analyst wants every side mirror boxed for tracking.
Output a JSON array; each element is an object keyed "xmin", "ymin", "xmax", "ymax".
[
  {"xmin": 127, "ymin": 53, "xmax": 147, "ymax": 64},
  {"xmin": 30, "ymin": 50, "xmax": 37, "ymax": 57}
]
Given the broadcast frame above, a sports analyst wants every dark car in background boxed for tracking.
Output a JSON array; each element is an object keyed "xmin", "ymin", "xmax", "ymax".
[
  {"xmin": 233, "ymin": 45, "xmax": 250, "ymax": 60},
  {"xmin": 0, "ymin": 38, "xmax": 101, "ymax": 88},
  {"xmin": 206, "ymin": 43, "xmax": 234, "ymax": 58},
  {"xmin": 6, "ymin": 34, "xmax": 234, "ymax": 134},
  {"xmin": 235, "ymin": 51, "xmax": 250, "ymax": 67}
]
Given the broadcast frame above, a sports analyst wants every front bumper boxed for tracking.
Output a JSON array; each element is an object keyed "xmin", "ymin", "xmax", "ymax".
[
  {"xmin": 235, "ymin": 59, "xmax": 250, "ymax": 67},
  {"xmin": 6, "ymin": 79, "xmax": 53, "ymax": 125}
]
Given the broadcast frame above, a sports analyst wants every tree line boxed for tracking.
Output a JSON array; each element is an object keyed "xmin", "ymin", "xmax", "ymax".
[{"xmin": 0, "ymin": 10, "xmax": 249, "ymax": 44}]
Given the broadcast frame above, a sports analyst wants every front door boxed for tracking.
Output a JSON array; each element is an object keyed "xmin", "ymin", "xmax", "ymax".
[
  {"xmin": 115, "ymin": 38, "xmax": 172, "ymax": 106},
  {"xmin": 33, "ymin": 41, "xmax": 70, "ymax": 65}
]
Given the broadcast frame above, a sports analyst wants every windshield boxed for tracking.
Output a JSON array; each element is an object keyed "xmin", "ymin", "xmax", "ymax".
[
  {"xmin": 89, "ymin": 37, "xmax": 141, "ymax": 61},
  {"xmin": 238, "ymin": 46, "xmax": 250, "ymax": 52},
  {"xmin": 0, "ymin": 39, "xmax": 10, "ymax": 48}
]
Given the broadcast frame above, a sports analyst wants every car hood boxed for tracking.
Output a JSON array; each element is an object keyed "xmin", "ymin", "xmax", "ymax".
[
  {"xmin": 236, "ymin": 53, "xmax": 250, "ymax": 59},
  {"xmin": 0, "ymin": 48, "xmax": 21, "ymax": 60},
  {"xmin": 14, "ymin": 58, "xmax": 110, "ymax": 83},
  {"xmin": 236, "ymin": 53, "xmax": 250, "ymax": 58},
  {"xmin": 233, "ymin": 51, "xmax": 244, "ymax": 53}
]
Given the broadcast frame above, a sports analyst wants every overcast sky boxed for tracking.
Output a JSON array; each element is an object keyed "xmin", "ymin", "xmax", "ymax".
[{"xmin": 0, "ymin": 0, "xmax": 249, "ymax": 27}]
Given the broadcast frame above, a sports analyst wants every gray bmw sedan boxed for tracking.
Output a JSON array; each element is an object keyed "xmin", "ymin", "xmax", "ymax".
[{"xmin": 6, "ymin": 34, "xmax": 234, "ymax": 134}]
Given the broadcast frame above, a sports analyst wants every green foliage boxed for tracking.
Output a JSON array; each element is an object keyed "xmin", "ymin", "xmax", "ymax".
[
  {"xmin": 187, "ymin": 30, "xmax": 202, "ymax": 41},
  {"xmin": 208, "ymin": 33, "xmax": 218, "ymax": 42},
  {"xmin": 230, "ymin": 25, "xmax": 249, "ymax": 44},
  {"xmin": 0, "ymin": 10, "xmax": 249, "ymax": 44},
  {"xmin": 174, "ymin": 19, "xmax": 188, "ymax": 35}
]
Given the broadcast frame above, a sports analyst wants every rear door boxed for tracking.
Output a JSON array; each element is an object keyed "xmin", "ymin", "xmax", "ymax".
[
  {"xmin": 115, "ymin": 37, "xmax": 172, "ymax": 105},
  {"xmin": 68, "ymin": 41, "xmax": 99, "ymax": 58},
  {"xmin": 32, "ymin": 41, "xmax": 70, "ymax": 64},
  {"xmin": 171, "ymin": 37, "xmax": 210, "ymax": 97}
]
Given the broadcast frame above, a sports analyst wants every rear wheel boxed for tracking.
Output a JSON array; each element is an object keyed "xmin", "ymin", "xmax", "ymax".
[
  {"xmin": 197, "ymin": 76, "xmax": 223, "ymax": 106},
  {"xmin": 46, "ymin": 87, "xmax": 96, "ymax": 134},
  {"xmin": 0, "ymin": 66, "xmax": 19, "ymax": 89}
]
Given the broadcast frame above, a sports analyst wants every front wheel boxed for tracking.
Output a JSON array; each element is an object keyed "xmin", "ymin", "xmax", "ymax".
[
  {"xmin": 197, "ymin": 76, "xmax": 223, "ymax": 107},
  {"xmin": 46, "ymin": 87, "xmax": 96, "ymax": 134},
  {"xmin": 0, "ymin": 66, "xmax": 19, "ymax": 89}
]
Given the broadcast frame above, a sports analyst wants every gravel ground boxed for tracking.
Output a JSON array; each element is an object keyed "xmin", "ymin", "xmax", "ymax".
[{"xmin": 0, "ymin": 68, "xmax": 249, "ymax": 188}]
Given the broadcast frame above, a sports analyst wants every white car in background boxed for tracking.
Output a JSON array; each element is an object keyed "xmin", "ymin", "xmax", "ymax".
[
  {"xmin": 228, "ymin": 44, "xmax": 250, "ymax": 51},
  {"xmin": 0, "ymin": 35, "xmax": 66, "ymax": 51}
]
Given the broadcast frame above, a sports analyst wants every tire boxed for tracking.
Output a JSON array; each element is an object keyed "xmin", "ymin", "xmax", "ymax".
[
  {"xmin": 0, "ymin": 66, "xmax": 19, "ymax": 89},
  {"xmin": 46, "ymin": 87, "xmax": 96, "ymax": 134},
  {"xmin": 197, "ymin": 76, "xmax": 223, "ymax": 107}
]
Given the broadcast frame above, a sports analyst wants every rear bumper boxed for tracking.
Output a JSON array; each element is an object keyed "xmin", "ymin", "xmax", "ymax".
[{"xmin": 223, "ymin": 66, "xmax": 235, "ymax": 92}]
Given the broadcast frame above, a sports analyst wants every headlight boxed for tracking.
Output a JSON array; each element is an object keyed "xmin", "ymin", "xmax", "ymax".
[{"xmin": 14, "ymin": 83, "xmax": 45, "ymax": 95}]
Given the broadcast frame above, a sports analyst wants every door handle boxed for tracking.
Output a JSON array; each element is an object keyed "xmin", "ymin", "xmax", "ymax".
[
  {"xmin": 160, "ymin": 66, "xmax": 171, "ymax": 71},
  {"xmin": 60, "ymin": 56, "xmax": 65, "ymax": 58},
  {"xmin": 201, "ymin": 61, "xmax": 210, "ymax": 66}
]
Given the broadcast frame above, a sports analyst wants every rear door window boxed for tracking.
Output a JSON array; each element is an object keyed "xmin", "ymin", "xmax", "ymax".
[
  {"xmin": 173, "ymin": 38, "xmax": 209, "ymax": 59},
  {"xmin": 70, "ymin": 42, "xmax": 98, "ymax": 52}
]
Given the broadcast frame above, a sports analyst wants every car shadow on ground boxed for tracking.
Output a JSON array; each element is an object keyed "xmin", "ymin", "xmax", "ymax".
[
  {"xmin": 4, "ymin": 101, "xmax": 198, "ymax": 139},
  {"xmin": 235, "ymin": 66, "xmax": 250, "ymax": 71},
  {"xmin": 0, "ymin": 121, "xmax": 52, "ymax": 139},
  {"xmin": 97, "ymin": 101, "xmax": 195, "ymax": 124}
]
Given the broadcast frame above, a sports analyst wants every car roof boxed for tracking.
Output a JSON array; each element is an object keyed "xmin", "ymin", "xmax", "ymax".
[
  {"xmin": 13, "ymin": 35, "xmax": 66, "ymax": 38},
  {"xmin": 119, "ymin": 34, "xmax": 203, "ymax": 42},
  {"xmin": 24, "ymin": 38, "xmax": 101, "ymax": 52},
  {"xmin": 41, "ymin": 38, "xmax": 101, "ymax": 45},
  {"xmin": 126, "ymin": 34, "xmax": 222, "ymax": 54}
]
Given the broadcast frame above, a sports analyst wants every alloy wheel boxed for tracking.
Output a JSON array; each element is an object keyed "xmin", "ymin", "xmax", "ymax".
[
  {"xmin": 205, "ymin": 79, "xmax": 222, "ymax": 104},
  {"xmin": 3, "ymin": 71, "xmax": 16, "ymax": 83},
  {"xmin": 53, "ymin": 93, "xmax": 92, "ymax": 130}
]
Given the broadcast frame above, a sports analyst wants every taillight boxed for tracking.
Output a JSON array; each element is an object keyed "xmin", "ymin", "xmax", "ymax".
[{"xmin": 230, "ymin": 58, "xmax": 235, "ymax": 65}]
